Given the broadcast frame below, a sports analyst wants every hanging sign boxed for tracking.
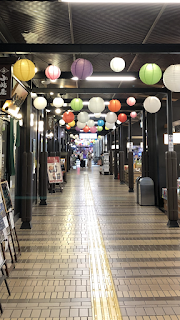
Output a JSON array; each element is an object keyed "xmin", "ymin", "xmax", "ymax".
[
  {"xmin": 47, "ymin": 115, "xmax": 54, "ymax": 131},
  {"xmin": 0, "ymin": 64, "xmax": 11, "ymax": 100},
  {"xmin": 168, "ymin": 134, "xmax": 174, "ymax": 152},
  {"xmin": 47, "ymin": 157, "xmax": 63, "ymax": 183}
]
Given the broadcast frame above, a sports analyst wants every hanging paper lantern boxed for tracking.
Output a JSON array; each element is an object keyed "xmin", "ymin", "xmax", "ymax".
[
  {"xmin": 59, "ymin": 119, "xmax": 65, "ymax": 126},
  {"xmin": 108, "ymin": 99, "xmax": 121, "ymax": 112},
  {"xmin": 143, "ymin": 96, "xmax": 161, "ymax": 113},
  {"xmin": 33, "ymin": 97, "xmax": 47, "ymax": 110},
  {"xmin": 71, "ymin": 58, "xmax": 93, "ymax": 80},
  {"xmin": 87, "ymin": 119, "xmax": 95, "ymax": 128},
  {"xmin": 90, "ymin": 126, "xmax": 97, "ymax": 133},
  {"xmin": 139, "ymin": 63, "xmax": 162, "ymax": 85},
  {"xmin": 94, "ymin": 113, "xmax": 101, "ymax": 118},
  {"xmin": 66, "ymin": 125, "xmax": 71, "ymax": 130},
  {"xmin": 106, "ymin": 112, "xmax": 117, "ymax": 123},
  {"xmin": 77, "ymin": 112, "xmax": 89, "ymax": 123},
  {"xmin": 71, "ymin": 98, "xmax": 83, "ymax": 111},
  {"xmin": 105, "ymin": 126, "xmax": 109, "ymax": 130},
  {"xmin": 97, "ymin": 126, "xmax": 103, "ymax": 132},
  {"xmin": 117, "ymin": 120, "xmax": 121, "ymax": 125},
  {"xmin": 130, "ymin": 111, "xmax": 137, "ymax": 118},
  {"xmin": 63, "ymin": 111, "xmax": 74, "ymax": 123},
  {"xmin": 53, "ymin": 97, "xmax": 64, "ymax": 108},
  {"xmin": 105, "ymin": 122, "xmax": 115, "ymax": 129},
  {"xmin": 110, "ymin": 57, "xmax": 125, "ymax": 72},
  {"xmin": 118, "ymin": 113, "xmax": 127, "ymax": 123},
  {"xmin": 75, "ymin": 126, "xmax": 81, "ymax": 132},
  {"xmin": 88, "ymin": 97, "xmax": 105, "ymax": 113},
  {"xmin": 98, "ymin": 120, "xmax": 104, "ymax": 126},
  {"xmin": 83, "ymin": 125, "xmax": 90, "ymax": 133},
  {"xmin": 13, "ymin": 59, "xmax": 35, "ymax": 81},
  {"xmin": 68, "ymin": 120, "xmax": 75, "ymax": 127},
  {"xmin": 45, "ymin": 65, "xmax": 61, "ymax": 80},
  {"xmin": 163, "ymin": 64, "xmax": 180, "ymax": 92},
  {"xmin": 126, "ymin": 97, "xmax": 136, "ymax": 106},
  {"xmin": 77, "ymin": 121, "xmax": 86, "ymax": 129}
]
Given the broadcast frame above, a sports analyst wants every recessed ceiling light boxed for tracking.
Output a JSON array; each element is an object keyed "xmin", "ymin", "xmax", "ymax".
[
  {"xmin": 50, "ymin": 92, "xmax": 54, "ymax": 95},
  {"xmin": 72, "ymin": 76, "xmax": 136, "ymax": 81}
]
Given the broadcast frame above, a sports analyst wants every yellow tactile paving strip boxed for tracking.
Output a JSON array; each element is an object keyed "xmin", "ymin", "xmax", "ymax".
[{"xmin": 85, "ymin": 175, "xmax": 122, "ymax": 320}]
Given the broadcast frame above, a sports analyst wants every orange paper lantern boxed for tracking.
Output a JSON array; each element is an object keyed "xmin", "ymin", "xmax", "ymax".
[
  {"xmin": 83, "ymin": 125, "xmax": 90, "ymax": 133},
  {"xmin": 118, "ymin": 113, "xmax": 127, "ymax": 123},
  {"xmin": 66, "ymin": 125, "xmax": 71, "ymax": 130},
  {"xmin": 108, "ymin": 99, "xmax": 121, "ymax": 112},
  {"xmin": 63, "ymin": 111, "xmax": 74, "ymax": 123}
]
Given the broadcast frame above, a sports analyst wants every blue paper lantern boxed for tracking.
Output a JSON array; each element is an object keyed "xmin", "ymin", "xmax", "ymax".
[{"xmin": 98, "ymin": 120, "xmax": 104, "ymax": 126}]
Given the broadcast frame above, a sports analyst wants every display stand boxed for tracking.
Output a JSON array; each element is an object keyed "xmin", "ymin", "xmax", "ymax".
[
  {"xmin": 0, "ymin": 242, "xmax": 11, "ymax": 314},
  {"xmin": 0, "ymin": 181, "xmax": 21, "ymax": 261}
]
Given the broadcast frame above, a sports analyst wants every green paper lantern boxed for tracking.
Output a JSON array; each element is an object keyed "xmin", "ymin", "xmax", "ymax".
[
  {"xmin": 97, "ymin": 126, "xmax": 103, "ymax": 132},
  {"xmin": 139, "ymin": 63, "xmax": 162, "ymax": 85},
  {"xmin": 71, "ymin": 98, "xmax": 83, "ymax": 111}
]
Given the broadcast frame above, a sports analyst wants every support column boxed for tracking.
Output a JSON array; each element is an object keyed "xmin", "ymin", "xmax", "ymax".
[
  {"xmin": 21, "ymin": 95, "xmax": 33, "ymax": 229},
  {"xmin": 114, "ymin": 129, "xmax": 118, "ymax": 179},
  {"xmin": 119, "ymin": 125, "xmax": 125, "ymax": 184},
  {"xmin": 166, "ymin": 90, "xmax": 179, "ymax": 227},
  {"xmin": 109, "ymin": 131, "xmax": 113, "ymax": 175},
  {"xmin": 39, "ymin": 110, "xmax": 48, "ymax": 205},
  {"xmin": 128, "ymin": 118, "xmax": 134, "ymax": 192}
]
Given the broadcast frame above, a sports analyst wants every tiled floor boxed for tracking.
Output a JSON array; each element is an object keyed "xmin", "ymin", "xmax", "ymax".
[{"xmin": 1, "ymin": 166, "xmax": 180, "ymax": 320}]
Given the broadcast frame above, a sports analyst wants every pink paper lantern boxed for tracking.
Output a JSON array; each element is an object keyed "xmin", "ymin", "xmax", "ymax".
[
  {"xmin": 75, "ymin": 126, "xmax": 80, "ymax": 132},
  {"xmin": 90, "ymin": 126, "xmax": 97, "ymax": 133},
  {"xmin": 45, "ymin": 65, "xmax": 61, "ymax": 80},
  {"xmin": 127, "ymin": 97, "xmax": 136, "ymax": 106},
  {"xmin": 130, "ymin": 111, "xmax": 137, "ymax": 118},
  {"xmin": 71, "ymin": 58, "xmax": 93, "ymax": 80}
]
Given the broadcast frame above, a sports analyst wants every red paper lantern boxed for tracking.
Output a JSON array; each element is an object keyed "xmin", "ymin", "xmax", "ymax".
[
  {"xmin": 83, "ymin": 125, "xmax": 90, "ymax": 133},
  {"xmin": 63, "ymin": 111, "xmax": 74, "ymax": 123},
  {"xmin": 108, "ymin": 99, "xmax": 121, "ymax": 112},
  {"xmin": 118, "ymin": 113, "xmax": 127, "ymax": 123},
  {"xmin": 126, "ymin": 97, "xmax": 136, "ymax": 106},
  {"xmin": 45, "ymin": 65, "xmax": 61, "ymax": 80},
  {"xmin": 66, "ymin": 125, "xmax": 71, "ymax": 130},
  {"xmin": 130, "ymin": 111, "xmax": 137, "ymax": 118}
]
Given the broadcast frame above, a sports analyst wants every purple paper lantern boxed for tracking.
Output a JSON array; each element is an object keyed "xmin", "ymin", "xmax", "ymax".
[
  {"xmin": 90, "ymin": 126, "xmax": 97, "ymax": 133},
  {"xmin": 71, "ymin": 58, "xmax": 93, "ymax": 80},
  {"xmin": 75, "ymin": 126, "xmax": 81, "ymax": 132}
]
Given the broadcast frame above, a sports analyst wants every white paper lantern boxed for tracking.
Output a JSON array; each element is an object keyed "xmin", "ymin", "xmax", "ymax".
[
  {"xmin": 77, "ymin": 112, "xmax": 89, "ymax": 123},
  {"xmin": 87, "ymin": 119, "xmax": 95, "ymax": 128},
  {"xmin": 33, "ymin": 97, "xmax": 47, "ymax": 110},
  {"xmin": 106, "ymin": 112, "xmax": 117, "ymax": 123},
  {"xmin": 88, "ymin": 97, "xmax": 105, "ymax": 113},
  {"xmin": 163, "ymin": 64, "xmax": 180, "ymax": 92},
  {"xmin": 143, "ymin": 96, "xmax": 161, "ymax": 113},
  {"xmin": 53, "ymin": 97, "xmax": 64, "ymax": 108},
  {"xmin": 77, "ymin": 121, "xmax": 86, "ymax": 129},
  {"xmin": 70, "ymin": 134, "xmax": 74, "ymax": 138},
  {"xmin": 105, "ymin": 122, "xmax": 115, "ymax": 129},
  {"xmin": 117, "ymin": 120, "xmax": 122, "ymax": 124},
  {"xmin": 75, "ymin": 134, "xmax": 79, "ymax": 139},
  {"xmin": 59, "ymin": 119, "xmax": 65, "ymax": 126},
  {"xmin": 94, "ymin": 113, "xmax": 101, "ymax": 118},
  {"xmin": 110, "ymin": 57, "xmax": 125, "ymax": 72}
]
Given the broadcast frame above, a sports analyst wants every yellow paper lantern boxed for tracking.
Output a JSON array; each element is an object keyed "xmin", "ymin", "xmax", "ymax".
[
  {"xmin": 13, "ymin": 59, "xmax": 35, "ymax": 81},
  {"xmin": 68, "ymin": 120, "xmax": 75, "ymax": 127}
]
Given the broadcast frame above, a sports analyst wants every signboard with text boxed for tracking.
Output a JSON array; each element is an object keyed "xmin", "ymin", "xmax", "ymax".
[
  {"xmin": 47, "ymin": 157, "xmax": 63, "ymax": 184},
  {"xmin": 0, "ymin": 64, "xmax": 11, "ymax": 100}
]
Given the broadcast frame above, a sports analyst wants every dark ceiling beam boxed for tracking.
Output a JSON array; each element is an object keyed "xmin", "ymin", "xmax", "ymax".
[
  {"xmin": 48, "ymin": 98, "xmax": 144, "ymax": 104},
  {"xmin": 34, "ymin": 71, "xmax": 139, "ymax": 79},
  {"xmin": 1, "ymin": 43, "xmax": 180, "ymax": 54},
  {"xmin": 33, "ymin": 87, "xmax": 167, "ymax": 94}
]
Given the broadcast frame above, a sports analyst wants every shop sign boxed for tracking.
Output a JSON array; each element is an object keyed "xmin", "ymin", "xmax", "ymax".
[
  {"xmin": 47, "ymin": 157, "xmax": 63, "ymax": 184},
  {"xmin": 0, "ymin": 64, "xmax": 11, "ymax": 100}
]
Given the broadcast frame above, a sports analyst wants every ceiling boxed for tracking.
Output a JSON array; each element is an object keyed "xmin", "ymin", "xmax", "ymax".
[{"xmin": 1, "ymin": 1, "xmax": 180, "ymax": 133}]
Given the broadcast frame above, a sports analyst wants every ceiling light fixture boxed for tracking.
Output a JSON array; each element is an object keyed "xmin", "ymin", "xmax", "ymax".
[
  {"xmin": 72, "ymin": 76, "xmax": 136, "ymax": 81},
  {"xmin": 62, "ymin": 0, "xmax": 180, "ymax": 2}
]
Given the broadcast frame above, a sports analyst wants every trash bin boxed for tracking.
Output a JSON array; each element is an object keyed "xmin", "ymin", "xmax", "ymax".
[
  {"xmin": 139, "ymin": 177, "xmax": 155, "ymax": 206},
  {"xmin": 136, "ymin": 176, "xmax": 142, "ymax": 204}
]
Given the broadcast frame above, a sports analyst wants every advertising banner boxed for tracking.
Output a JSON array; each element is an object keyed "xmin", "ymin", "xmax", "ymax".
[{"xmin": 47, "ymin": 157, "xmax": 63, "ymax": 184}]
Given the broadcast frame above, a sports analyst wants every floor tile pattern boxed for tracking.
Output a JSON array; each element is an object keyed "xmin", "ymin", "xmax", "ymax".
[{"xmin": 0, "ymin": 166, "xmax": 180, "ymax": 320}]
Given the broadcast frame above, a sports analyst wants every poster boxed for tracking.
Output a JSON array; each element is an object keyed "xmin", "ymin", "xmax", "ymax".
[
  {"xmin": 103, "ymin": 153, "xmax": 109, "ymax": 173},
  {"xmin": 0, "ymin": 191, "xmax": 6, "ymax": 231},
  {"xmin": 60, "ymin": 158, "xmax": 66, "ymax": 173},
  {"xmin": 47, "ymin": 157, "xmax": 63, "ymax": 184},
  {"xmin": 0, "ymin": 181, "xmax": 13, "ymax": 213}
]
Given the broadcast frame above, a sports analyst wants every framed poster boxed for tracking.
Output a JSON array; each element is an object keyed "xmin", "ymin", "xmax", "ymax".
[
  {"xmin": 0, "ymin": 181, "xmax": 13, "ymax": 213},
  {"xmin": 47, "ymin": 157, "xmax": 63, "ymax": 184}
]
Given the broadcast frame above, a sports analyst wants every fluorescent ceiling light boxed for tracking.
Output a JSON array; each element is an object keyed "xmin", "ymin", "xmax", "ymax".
[
  {"xmin": 72, "ymin": 76, "xmax": 136, "ymax": 81},
  {"xmin": 62, "ymin": 0, "xmax": 180, "ymax": 3}
]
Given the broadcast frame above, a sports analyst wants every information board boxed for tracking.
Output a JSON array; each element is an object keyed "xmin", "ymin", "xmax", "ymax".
[{"xmin": 47, "ymin": 157, "xmax": 63, "ymax": 184}]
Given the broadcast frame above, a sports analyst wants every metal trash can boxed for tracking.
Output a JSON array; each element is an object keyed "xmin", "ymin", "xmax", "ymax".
[
  {"xmin": 136, "ymin": 176, "xmax": 142, "ymax": 204},
  {"xmin": 139, "ymin": 177, "xmax": 155, "ymax": 206}
]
